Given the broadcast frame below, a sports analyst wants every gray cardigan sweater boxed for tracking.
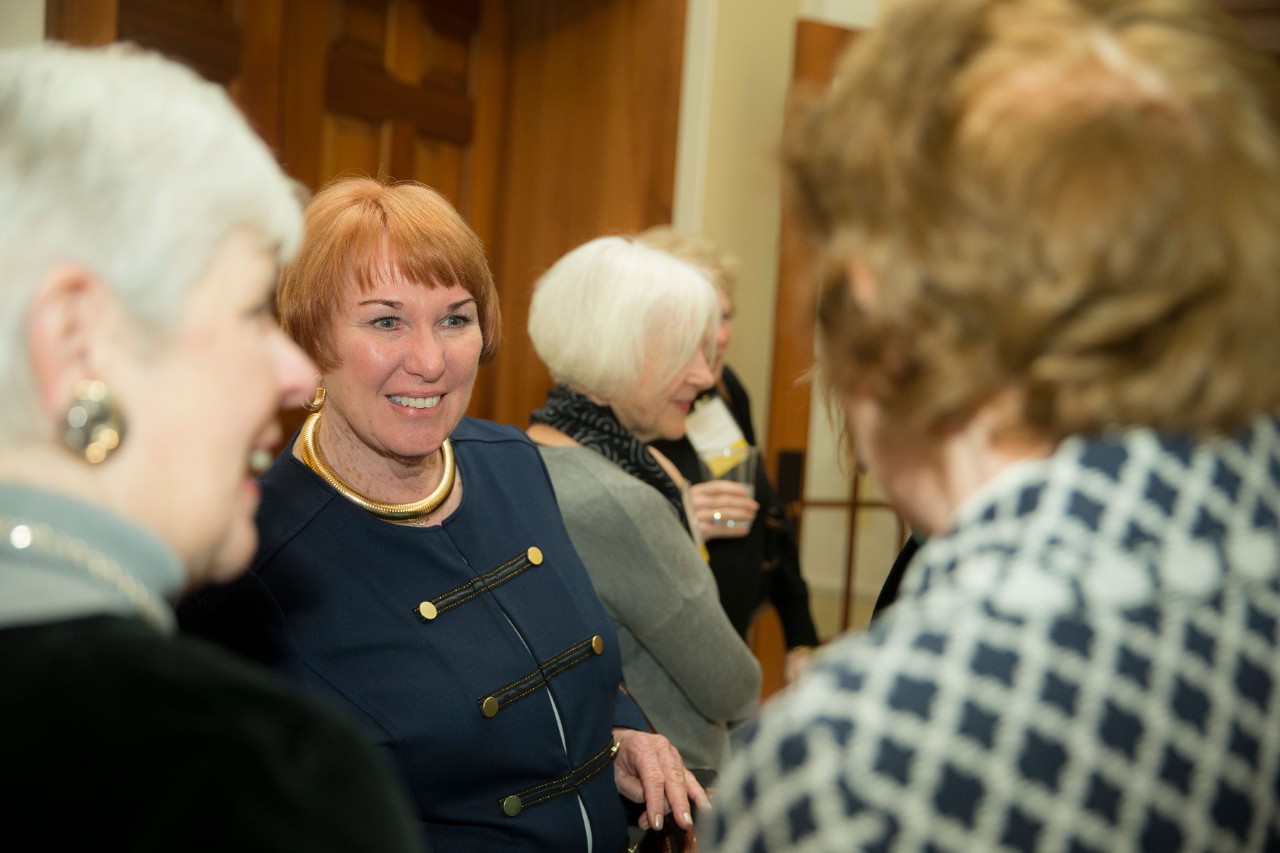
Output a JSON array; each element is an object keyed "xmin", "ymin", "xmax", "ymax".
[{"xmin": 537, "ymin": 445, "xmax": 761, "ymax": 771}]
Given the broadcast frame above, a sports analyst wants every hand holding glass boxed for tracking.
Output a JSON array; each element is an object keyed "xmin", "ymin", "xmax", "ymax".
[
  {"xmin": 698, "ymin": 445, "xmax": 758, "ymax": 494},
  {"xmin": 693, "ymin": 445, "xmax": 760, "ymax": 538}
]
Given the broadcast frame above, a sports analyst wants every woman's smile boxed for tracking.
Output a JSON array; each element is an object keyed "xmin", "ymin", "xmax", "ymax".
[{"xmin": 388, "ymin": 394, "xmax": 443, "ymax": 410}]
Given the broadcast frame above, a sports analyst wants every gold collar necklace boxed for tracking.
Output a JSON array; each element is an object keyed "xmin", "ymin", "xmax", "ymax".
[{"xmin": 298, "ymin": 411, "xmax": 455, "ymax": 524}]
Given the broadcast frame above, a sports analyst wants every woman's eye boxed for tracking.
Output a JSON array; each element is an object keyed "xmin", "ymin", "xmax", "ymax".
[
  {"xmin": 442, "ymin": 314, "xmax": 474, "ymax": 328},
  {"xmin": 372, "ymin": 317, "xmax": 398, "ymax": 330}
]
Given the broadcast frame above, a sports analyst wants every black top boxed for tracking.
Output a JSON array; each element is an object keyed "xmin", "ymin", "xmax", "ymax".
[
  {"xmin": 652, "ymin": 366, "xmax": 819, "ymax": 648},
  {"xmin": 872, "ymin": 532, "xmax": 926, "ymax": 620},
  {"xmin": 2, "ymin": 614, "xmax": 425, "ymax": 852}
]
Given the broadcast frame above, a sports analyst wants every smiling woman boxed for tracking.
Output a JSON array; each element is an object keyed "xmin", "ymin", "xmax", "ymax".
[{"xmin": 179, "ymin": 177, "xmax": 712, "ymax": 851}]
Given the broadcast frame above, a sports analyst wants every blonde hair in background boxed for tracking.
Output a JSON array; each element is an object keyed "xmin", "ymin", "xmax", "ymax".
[
  {"xmin": 636, "ymin": 226, "xmax": 741, "ymax": 305},
  {"xmin": 789, "ymin": 0, "xmax": 1280, "ymax": 442}
]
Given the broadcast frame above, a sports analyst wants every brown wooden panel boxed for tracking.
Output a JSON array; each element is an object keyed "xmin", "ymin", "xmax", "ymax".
[
  {"xmin": 464, "ymin": 0, "xmax": 512, "ymax": 420},
  {"xmin": 484, "ymin": 0, "xmax": 687, "ymax": 428},
  {"xmin": 765, "ymin": 20, "xmax": 858, "ymax": 486},
  {"xmin": 326, "ymin": 40, "xmax": 473, "ymax": 144},
  {"xmin": 235, "ymin": 0, "xmax": 286, "ymax": 147},
  {"xmin": 321, "ymin": 114, "xmax": 385, "ymax": 179},
  {"xmin": 50, "ymin": 0, "xmax": 287, "ymax": 154},
  {"xmin": 386, "ymin": 0, "xmax": 471, "ymax": 89},
  {"xmin": 387, "ymin": 0, "xmax": 431, "ymax": 84},
  {"xmin": 46, "ymin": 0, "xmax": 688, "ymax": 436},
  {"xmin": 277, "ymin": 0, "xmax": 330, "ymax": 188},
  {"xmin": 1218, "ymin": 0, "xmax": 1280, "ymax": 58},
  {"xmin": 342, "ymin": 1, "xmax": 387, "ymax": 47},
  {"xmin": 412, "ymin": 138, "xmax": 466, "ymax": 206},
  {"xmin": 421, "ymin": 0, "xmax": 481, "ymax": 38},
  {"xmin": 46, "ymin": 0, "xmax": 119, "ymax": 45},
  {"xmin": 116, "ymin": 0, "xmax": 240, "ymax": 83}
]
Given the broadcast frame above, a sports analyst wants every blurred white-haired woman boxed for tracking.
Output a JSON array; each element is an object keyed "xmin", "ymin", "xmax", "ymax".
[{"xmin": 0, "ymin": 43, "xmax": 423, "ymax": 851}]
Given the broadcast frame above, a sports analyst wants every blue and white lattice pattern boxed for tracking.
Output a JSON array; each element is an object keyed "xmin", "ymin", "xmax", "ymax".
[{"xmin": 707, "ymin": 416, "xmax": 1280, "ymax": 852}]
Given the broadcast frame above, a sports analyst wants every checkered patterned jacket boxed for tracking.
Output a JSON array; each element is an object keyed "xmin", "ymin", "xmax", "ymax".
[{"xmin": 706, "ymin": 416, "xmax": 1280, "ymax": 852}]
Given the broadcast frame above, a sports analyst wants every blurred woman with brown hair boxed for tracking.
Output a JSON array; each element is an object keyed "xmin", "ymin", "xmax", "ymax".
[{"xmin": 708, "ymin": 0, "xmax": 1280, "ymax": 848}]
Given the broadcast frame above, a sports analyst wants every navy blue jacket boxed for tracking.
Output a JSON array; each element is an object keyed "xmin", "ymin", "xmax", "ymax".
[{"xmin": 181, "ymin": 418, "xmax": 646, "ymax": 851}]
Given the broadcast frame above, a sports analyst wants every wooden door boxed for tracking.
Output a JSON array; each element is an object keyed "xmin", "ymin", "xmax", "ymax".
[
  {"xmin": 46, "ymin": 0, "xmax": 687, "ymax": 435},
  {"xmin": 46, "ymin": 0, "xmax": 289, "ymax": 153},
  {"xmin": 482, "ymin": 0, "xmax": 687, "ymax": 427},
  {"xmin": 1219, "ymin": 0, "xmax": 1280, "ymax": 61},
  {"xmin": 762, "ymin": 20, "xmax": 911, "ymax": 645},
  {"xmin": 46, "ymin": 0, "xmax": 487, "ymax": 441},
  {"xmin": 764, "ymin": 19, "xmax": 855, "ymax": 490}
]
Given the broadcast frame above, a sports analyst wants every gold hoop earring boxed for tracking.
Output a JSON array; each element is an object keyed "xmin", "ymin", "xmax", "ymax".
[
  {"xmin": 302, "ymin": 380, "xmax": 326, "ymax": 413},
  {"xmin": 62, "ymin": 379, "xmax": 126, "ymax": 464}
]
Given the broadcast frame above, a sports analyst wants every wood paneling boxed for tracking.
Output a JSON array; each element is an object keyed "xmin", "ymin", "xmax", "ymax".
[
  {"xmin": 481, "ymin": 0, "xmax": 687, "ymax": 426},
  {"xmin": 236, "ymin": 1, "xmax": 286, "ymax": 146},
  {"xmin": 117, "ymin": 0, "xmax": 241, "ymax": 84},
  {"xmin": 46, "ymin": 0, "xmax": 119, "ymax": 46},
  {"xmin": 324, "ymin": 41, "xmax": 472, "ymax": 146},
  {"xmin": 47, "ymin": 0, "xmax": 686, "ymax": 436},
  {"xmin": 273, "ymin": 0, "xmax": 478, "ymax": 203},
  {"xmin": 748, "ymin": 18, "xmax": 861, "ymax": 703},
  {"xmin": 765, "ymin": 20, "xmax": 857, "ymax": 488},
  {"xmin": 1219, "ymin": 0, "xmax": 1280, "ymax": 60}
]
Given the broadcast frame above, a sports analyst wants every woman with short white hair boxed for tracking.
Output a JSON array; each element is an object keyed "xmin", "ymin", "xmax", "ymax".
[
  {"xmin": 527, "ymin": 236, "xmax": 762, "ymax": 782},
  {"xmin": 0, "ymin": 43, "xmax": 422, "ymax": 851}
]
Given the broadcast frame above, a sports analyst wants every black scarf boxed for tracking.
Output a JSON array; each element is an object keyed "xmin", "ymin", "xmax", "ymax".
[{"xmin": 530, "ymin": 384, "xmax": 691, "ymax": 534}]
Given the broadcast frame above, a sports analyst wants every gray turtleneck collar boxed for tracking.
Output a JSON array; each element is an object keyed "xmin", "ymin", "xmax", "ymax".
[{"xmin": 0, "ymin": 482, "xmax": 184, "ymax": 633}]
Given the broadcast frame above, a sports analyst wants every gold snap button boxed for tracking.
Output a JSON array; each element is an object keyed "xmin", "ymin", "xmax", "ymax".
[
  {"xmin": 591, "ymin": 635, "xmax": 604, "ymax": 654},
  {"xmin": 482, "ymin": 696, "xmax": 499, "ymax": 718},
  {"xmin": 502, "ymin": 795, "xmax": 522, "ymax": 816},
  {"xmin": 418, "ymin": 601, "xmax": 438, "ymax": 621},
  {"xmin": 527, "ymin": 546, "xmax": 543, "ymax": 566}
]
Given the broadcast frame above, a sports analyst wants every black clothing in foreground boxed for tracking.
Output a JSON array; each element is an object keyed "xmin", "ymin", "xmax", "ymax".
[
  {"xmin": 871, "ymin": 532, "xmax": 925, "ymax": 620},
  {"xmin": 2, "ymin": 614, "xmax": 425, "ymax": 852}
]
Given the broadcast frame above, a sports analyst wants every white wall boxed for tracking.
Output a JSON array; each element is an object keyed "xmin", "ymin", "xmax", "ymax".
[
  {"xmin": 674, "ymin": 0, "xmax": 800, "ymax": 446},
  {"xmin": 674, "ymin": 0, "xmax": 879, "ymax": 446},
  {"xmin": 0, "ymin": 0, "xmax": 44, "ymax": 48},
  {"xmin": 801, "ymin": 0, "xmax": 881, "ymax": 28}
]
